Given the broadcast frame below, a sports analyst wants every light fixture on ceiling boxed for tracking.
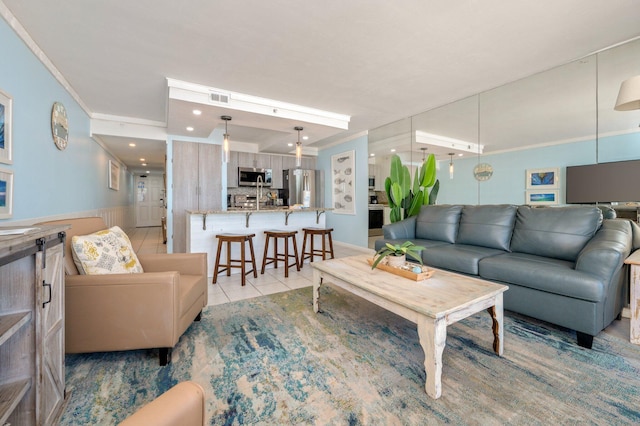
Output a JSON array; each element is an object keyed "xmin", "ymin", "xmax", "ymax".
[
  {"xmin": 615, "ymin": 75, "xmax": 640, "ymax": 111},
  {"xmin": 448, "ymin": 153, "xmax": 455, "ymax": 179},
  {"xmin": 295, "ymin": 126, "xmax": 303, "ymax": 168},
  {"xmin": 221, "ymin": 115, "xmax": 232, "ymax": 163},
  {"xmin": 420, "ymin": 147, "xmax": 428, "ymax": 162}
]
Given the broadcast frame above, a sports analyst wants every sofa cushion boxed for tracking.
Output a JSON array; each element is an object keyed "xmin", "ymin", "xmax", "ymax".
[
  {"xmin": 479, "ymin": 252, "xmax": 605, "ymax": 302},
  {"xmin": 456, "ymin": 205, "xmax": 517, "ymax": 251},
  {"xmin": 423, "ymin": 244, "xmax": 505, "ymax": 275},
  {"xmin": 415, "ymin": 205, "xmax": 463, "ymax": 243},
  {"xmin": 510, "ymin": 206, "xmax": 602, "ymax": 262},
  {"xmin": 71, "ymin": 226, "xmax": 144, "ymax": 275}
]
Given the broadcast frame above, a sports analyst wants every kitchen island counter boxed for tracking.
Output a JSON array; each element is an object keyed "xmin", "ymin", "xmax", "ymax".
[{"xmin": 186, "ymin": 208, "xmax": 330, "ymax": 276}]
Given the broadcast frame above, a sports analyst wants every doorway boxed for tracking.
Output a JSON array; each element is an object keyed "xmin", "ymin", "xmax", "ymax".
[{"xmin": 135, "ymin": 175, "xmax": 164, "ymax": 227}]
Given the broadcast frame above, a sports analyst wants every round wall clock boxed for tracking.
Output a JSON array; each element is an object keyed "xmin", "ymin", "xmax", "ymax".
[
  {"xmin": 473, "ymin": 163, "xmax": 494, "ymax": 181},
  {"xmin": 51, "ymin": 102, "xmax": 69, "ymax": 150}
]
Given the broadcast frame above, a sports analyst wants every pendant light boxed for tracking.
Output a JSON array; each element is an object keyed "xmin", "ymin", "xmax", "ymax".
[
  {"xmin": 221, "ymin": 115, "xmax": 231, "ymax": 163},
  {"xmin": 295, "ymin": 126, "xmax": 303, "ymax": 168},
  {"xmin": 448, "ymin": 153, "xmax": 455, "ymax": 179}
]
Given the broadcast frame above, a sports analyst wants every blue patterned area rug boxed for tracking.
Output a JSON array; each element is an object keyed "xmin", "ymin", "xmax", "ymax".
[{"xmin": 61, "ymin": 286, "xmax": 640, "ymax": 425}]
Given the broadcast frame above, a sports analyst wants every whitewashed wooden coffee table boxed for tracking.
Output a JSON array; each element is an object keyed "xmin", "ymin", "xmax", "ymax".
[{"xmin": 311, "ymin": 254, "xmax": 508, "ymax": 399}]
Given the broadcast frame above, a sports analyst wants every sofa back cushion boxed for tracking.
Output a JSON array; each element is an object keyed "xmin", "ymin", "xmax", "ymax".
[
  {"xmin": 456, "ymin": 205, "xmax": 517, "ymax": 251},
  {"xmin": 510, "ymin": 206, "xmax": 603, "ymax": 261},
  {"xmin": 415, "ymin": 205, "xmax": 463, "ymax": 243}
]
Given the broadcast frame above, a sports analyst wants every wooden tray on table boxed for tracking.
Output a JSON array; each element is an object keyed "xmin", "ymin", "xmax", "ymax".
[{"xmin": 366, "ymin": 257, "xmax": 434, "ymax": 281}]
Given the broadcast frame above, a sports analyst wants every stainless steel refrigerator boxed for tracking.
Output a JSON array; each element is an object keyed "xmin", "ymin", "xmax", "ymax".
[{"xmin": 282, "ymin": 169, "xmax": 324, "ymax": 208}]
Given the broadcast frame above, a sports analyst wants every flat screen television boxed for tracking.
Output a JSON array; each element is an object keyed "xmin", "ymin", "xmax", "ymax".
[{"xmin": 566, "ymin": 159, "xmax": 640, "ymax": 203}]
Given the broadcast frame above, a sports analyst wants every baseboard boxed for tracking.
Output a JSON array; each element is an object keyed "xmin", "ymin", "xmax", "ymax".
[{"xmin": 622, "ymin": 306, "xmax": 631, "ymax": 319}]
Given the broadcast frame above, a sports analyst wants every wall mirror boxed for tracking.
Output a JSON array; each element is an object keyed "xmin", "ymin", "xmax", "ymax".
[{"xmin": 368, "ymin": 36, "xmax": 639, "ymax": 208}]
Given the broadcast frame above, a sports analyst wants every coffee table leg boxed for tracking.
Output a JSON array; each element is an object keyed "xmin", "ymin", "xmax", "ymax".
[
  {"xmin": 313, "ymin": 269, "xmax": 323, "ymax": 313},
  {"xmin": 417, "ymin": 315, "xmax": 446, "ymax": 399},
  {"xmin": 487, "ymin": 293, "xmax": 504, "ymax": 355}
]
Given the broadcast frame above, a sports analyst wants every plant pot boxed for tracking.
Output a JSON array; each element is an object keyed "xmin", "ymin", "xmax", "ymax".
[{"xmin": 386, "ymin": 254, "xmax": 406, "ymax": 268}]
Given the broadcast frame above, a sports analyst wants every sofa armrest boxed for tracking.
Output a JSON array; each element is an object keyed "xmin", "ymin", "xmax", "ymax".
[
  {"xmin": 138, "ymin": 253, "xmax": 207, "ymax": 276},
  {"xmin": 575, "ymin": 219, "xmax": 633, "ymax": 281},
  {"xmin": 120, "ymin": 381, "xmax": 206, "ymax": 426},
  {"xmin": 382, "ymin": 216, "xmax": 416, "ymax": 240}
]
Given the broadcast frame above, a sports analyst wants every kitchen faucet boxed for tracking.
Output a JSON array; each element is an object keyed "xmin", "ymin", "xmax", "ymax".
[{"xmin": 256, "ymin": 175, "xmax": 263, "ymax": 211}]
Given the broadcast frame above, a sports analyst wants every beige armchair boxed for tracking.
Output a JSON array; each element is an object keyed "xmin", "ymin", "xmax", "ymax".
[
  {"xmin": 36, "ymin": 217, "xmax": 208, "ymax": 365},
  {"xmin": 120, "ymin": 381, "xmax": 206, "ymax": 426}
]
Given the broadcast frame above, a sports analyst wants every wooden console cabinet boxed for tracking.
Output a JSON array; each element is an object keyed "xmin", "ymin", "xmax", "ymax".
[{"xmin": 0, "ymin": 225, "xmax": 68, "ymax": 425}]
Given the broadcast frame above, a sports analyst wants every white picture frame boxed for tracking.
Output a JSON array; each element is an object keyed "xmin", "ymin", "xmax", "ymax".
[
  {"xmin": 0, "ymin": 168, "xmax": 14, "ymax": 219},
  {"xmin": 0, "ymin": 89, "xmax": 13, "ymax": 165},
  {"xmin": 108, "ymin": 160, "xmax": 120, "ymax": 191},
  {"xmin": 526, "ymin": 167, "xmax": 559, "ymax": 189},
  {"xmin": 525, "ymin": 189, "xmax": 559, "ymax": 205},
  {"xmin": 331, "ymin": 150, "xmax": 355, "ymax": 215}
]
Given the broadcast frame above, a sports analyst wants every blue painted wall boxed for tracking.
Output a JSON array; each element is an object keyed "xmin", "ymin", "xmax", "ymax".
[
  {"xmin": 0, "ymin": 17, "xmax": 131, "ymax": 222},
  {"xmin": 317, "ymin": 135, "xmax": 369, "ymax": 248},
  {"xmin": 436, "ymin": 133, "xmax": 640, "ymax": 205}
]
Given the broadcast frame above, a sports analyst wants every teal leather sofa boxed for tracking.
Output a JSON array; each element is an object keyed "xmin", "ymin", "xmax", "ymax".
[{"xmin": 375, "ymin": 204, "xmax": 636, "ymax": 348}]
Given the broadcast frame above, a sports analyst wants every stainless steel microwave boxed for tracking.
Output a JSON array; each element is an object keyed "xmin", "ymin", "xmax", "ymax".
[{"xmin": 238, "ymin": 167, "xmax": 272, "ymax": 187}]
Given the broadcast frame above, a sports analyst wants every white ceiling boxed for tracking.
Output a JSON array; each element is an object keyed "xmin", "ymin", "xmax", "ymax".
[{"xmin": 3, "ymin": 0, "xmax": 640, "ymax": 172}]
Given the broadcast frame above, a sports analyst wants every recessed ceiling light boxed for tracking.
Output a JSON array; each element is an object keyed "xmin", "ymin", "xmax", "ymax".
[
  {"xmin": 146, "ymin": 170, "xmax": 150, "ymax": 173},
  {"xmin": 128, "ymin": 143, "xmax": 136, "ymax": 147},
  {"xmin": 192, "ymin": 109, "xmax": 202, "ymax": 115},
  {"xmin": 287, "ymin": 143, "xmax": 293, "ymax": 147},
  {"xmin": 370, "ymin": 153, "xmax": 375, "ymax": 157},
  {"xmin": 141, "ymin": 163, "xmax": 147, "ymax": 166},
  {"xmin": 390, "ymin": 149, "xmax": 396, "ymax": 152},
  {"xmin": 186, "ymin": 126, "xmax": 194, "ymax": 132},
  {"xmin": 458, "ymin": 153, "xmax": 464, "ymax": 156},
  {"xmin": 302, "ymin": 136, "xmax": 309, "ymax": 141},
  {"xmin": 140, "ymin": 158, "xmax": 145, "ymax": 161}
]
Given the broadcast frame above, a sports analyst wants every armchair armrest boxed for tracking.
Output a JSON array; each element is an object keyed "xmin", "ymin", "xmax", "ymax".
[
  {"xmin": 382, "ymin": 216, "xmax": 416, "ymax": 240},
  {"xmin": 120, "ymin": 381, "xmax": 206, "ymax": 426},
  {"xmin": 65, "ymin": 271, "xmax": 182, "ymax": 352},
  {"xmin": 138, "ymin": 253, "xmax": 207, "ymax": 276}
]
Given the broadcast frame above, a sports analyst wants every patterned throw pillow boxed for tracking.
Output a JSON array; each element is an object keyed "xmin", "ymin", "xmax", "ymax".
[{"xmin": 71, "ymin": 226, "xmax": 144, "ymax": 275}]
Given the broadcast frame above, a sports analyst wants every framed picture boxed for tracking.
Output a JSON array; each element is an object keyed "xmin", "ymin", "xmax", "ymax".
[
  {"xmin": 0, "ymin": 89, "xmax": 13, "ymax": 164},
  {"xmin": 331, "ymin": 150, "xmax": 355, "ymax": 215},
  {"xmin": 525, "ymin": 190, "xmax": 559, "ymax": 205},
  {"xmin": 0, "ymin": 168, "xmax": 14, "ymax": 219},
  {"xmin": 526, "ymin": 167, "xmax": 559, "ymax": 189},
  {"xmin": 108, "ymin": 160, "xmax": 120, "ymax": 191}
]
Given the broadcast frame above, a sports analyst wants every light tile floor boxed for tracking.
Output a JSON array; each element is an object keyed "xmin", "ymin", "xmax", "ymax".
[
  {"xmin": 127, "ymin": 227, "xmax": 630, "ymax": 340},
  {"xmin": 127, "ymin": 226, "xmax": 366, "ymax": 306}
]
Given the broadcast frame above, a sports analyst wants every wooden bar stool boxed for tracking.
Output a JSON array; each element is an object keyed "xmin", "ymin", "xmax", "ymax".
[
  {"xmin": 300, "ymin": 227, "xmax": 335, "ymax": 267},
  {"xmin": 212, "ymin": 233, "xmax": 257, "ymax": 286},
  {"xmin": 261, "ymin": 230, "xmax": 300, "ymax": 278}
]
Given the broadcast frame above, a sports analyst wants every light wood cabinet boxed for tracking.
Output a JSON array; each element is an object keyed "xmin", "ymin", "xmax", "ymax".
[
  {"xmin": 237, "ymin": 152, "xmax": 271, "ymax": 169},
  {"xmin": 270, "ymin": 155, "xmax": 283, "ymax": 189},
  {"xmin": 0, "ymin": 226, "xmax": 67, "ymax": 426},
  {"xmin": 173, "ymin": 141, "xmax": 222, "ymax": 252},
  {"xmin": 226, "ymin": 151, "xmax": 239, "ymax": 188}
]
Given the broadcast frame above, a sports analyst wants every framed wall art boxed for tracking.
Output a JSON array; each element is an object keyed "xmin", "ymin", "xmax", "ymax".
[
  {"xmin": 525, "ymin": 189, "xmax": 559, "ymax": 206},
  {"xmin": 0, "ymin": 168, "xmax": 14, "ymax": 219},
  {"xmin": 108, "ymin": 160, "xmax": 120, "ymax": 191},
  {"xmin": 0, "ymin": 89, "xmax": 13, "ymax": 164},
  {"xmin": 526, "ymin": 167, "xmax": 559, "ymax": 189},
  {"xmin": 331, "ymin": 150, "xmax": 355, "ymax": 215}
]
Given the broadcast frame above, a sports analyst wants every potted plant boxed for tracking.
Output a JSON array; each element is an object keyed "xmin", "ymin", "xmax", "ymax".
[
  {"xmin": 371, "ymin": 241, "xmax": 425, "ymax": 269},
  {"xmin": 385, "ymin": 153, "xmax": 440, "ymax": 223}
]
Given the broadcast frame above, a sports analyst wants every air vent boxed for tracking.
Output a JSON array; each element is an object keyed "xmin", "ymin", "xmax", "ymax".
[{"xmin": 210, "ymin": 92, "xmax": 230, "ymax": 103}]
